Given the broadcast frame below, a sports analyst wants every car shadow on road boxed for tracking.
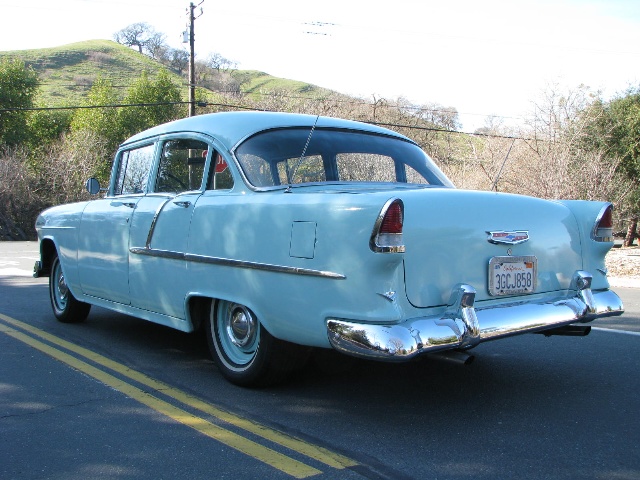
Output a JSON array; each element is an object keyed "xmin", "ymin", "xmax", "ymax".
[
  {"xmin": 4, "ymin": 276, "xmax": 638, "ymax": 480},
  {"xmin": 2, "ymin": 275, "xmax": 631, "ymax": 405}
]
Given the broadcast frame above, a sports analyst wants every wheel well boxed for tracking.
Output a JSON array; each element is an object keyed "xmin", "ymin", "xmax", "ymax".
[
  {"xmin": 187, "ymin": 296, "xmax": 214, "ymax": 332},
  {"xmin": 188, "ymin": 296, "xmax": 272, "ymax": 336},
  {"xmin": 39, "ymin": 239, "xmax": 57, "ymax": 277}
]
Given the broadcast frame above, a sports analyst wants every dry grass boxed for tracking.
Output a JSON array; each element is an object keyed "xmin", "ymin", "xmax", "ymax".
[{"xmin": 607, "ymin": 246, "xmax": 640, "ymax": 279}]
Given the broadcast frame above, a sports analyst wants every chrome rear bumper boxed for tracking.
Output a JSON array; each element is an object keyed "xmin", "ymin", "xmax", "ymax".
[{"xmin": 326, "ymin": 271, "xmax": 624, "ymax": 361}]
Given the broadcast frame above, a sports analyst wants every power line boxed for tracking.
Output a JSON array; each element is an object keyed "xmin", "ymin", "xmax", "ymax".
[
  {"xmin": 243, "ymin": 90, "xmax": 530, "ymax": 123},
  {"xmin": 27, "ymin": 79, "xmax": 531, "ymax": 125},
  {"xmin": 0, "ymin": 101, "xmax": 531, "ymax": 140},
  {"xmin": 0, "ymin": 101, "xmax": 192, "ymax": 113},
  {"xmin": 36, "ymin": 83, "xmax": 131, "ymax": 89},
  {"xmin": 367, "ymin": 121, "xmax": 531, "ymax": 141}
]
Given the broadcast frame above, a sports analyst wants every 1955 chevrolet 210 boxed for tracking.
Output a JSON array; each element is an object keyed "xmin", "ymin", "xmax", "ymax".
[{"xmin": 34, "ymin": 111, "xmax": 624, "ymax": 386}]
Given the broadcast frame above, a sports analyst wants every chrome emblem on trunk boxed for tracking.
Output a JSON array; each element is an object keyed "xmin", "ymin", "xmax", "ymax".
[{"xmin": 487, "ymin": 230, "xmax": 529, "ymax": 245}]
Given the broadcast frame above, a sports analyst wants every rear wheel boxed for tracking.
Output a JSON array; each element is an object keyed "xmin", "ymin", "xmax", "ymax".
[
  {"xmin": 49, "ymin": 253, "xmax": 91, "ymax": 323},
  {"xmin": 206, "ymin": 300, "xmax": 308, "ymax": 387}
]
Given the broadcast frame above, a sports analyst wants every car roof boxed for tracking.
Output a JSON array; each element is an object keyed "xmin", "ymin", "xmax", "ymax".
[{"xmin": 120, "ymin": 111, "xmax": 413, "ymax": 151}]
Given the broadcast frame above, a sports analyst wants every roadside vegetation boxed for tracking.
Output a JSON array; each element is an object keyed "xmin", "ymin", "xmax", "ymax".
[{"xmin": 0, "ymin": 24, "xmax": 638, "ymax": 241}]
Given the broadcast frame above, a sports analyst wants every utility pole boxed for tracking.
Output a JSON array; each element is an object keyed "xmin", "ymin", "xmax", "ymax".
[{"xmin": 185, "ymin": 1, "xmax": 203, "ymax": 117}]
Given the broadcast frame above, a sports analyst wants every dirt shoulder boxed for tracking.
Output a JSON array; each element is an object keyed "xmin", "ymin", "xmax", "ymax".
[{"xmin": 606, "ymin": 246, "xmax": 640, "ymax": 288}]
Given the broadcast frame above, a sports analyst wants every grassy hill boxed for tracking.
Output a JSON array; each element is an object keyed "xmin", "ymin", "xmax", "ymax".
[
  {"xmin": 0, "ymin": 40, "xmax": 178, "ymax": 106},
  {"xmin": 238, "ymin": 70, "xmax": 325, "ymax": 95},
  {"xmin": 0, "ymin": 40, "xmax": 331, "ymax": 107}
]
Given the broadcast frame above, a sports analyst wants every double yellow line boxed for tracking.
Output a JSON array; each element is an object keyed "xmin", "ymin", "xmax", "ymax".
[{"xmin": 0, "ymin": 313, "xmax": 357, "ymax": 478}]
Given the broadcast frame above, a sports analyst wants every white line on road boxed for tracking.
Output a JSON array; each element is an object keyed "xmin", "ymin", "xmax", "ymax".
[
  {"xmin": 592, "ymin": 327, "xmax": 640, "ymax": 337},
  {"xmin": 0, "ymin": 268, "xmax": 34, "ymax": 277}
]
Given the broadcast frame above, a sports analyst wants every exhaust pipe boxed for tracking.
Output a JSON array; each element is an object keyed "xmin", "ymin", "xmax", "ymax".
[
  {"xmin": 428, "ymin": 350, "xmax": 475, "ymax": 366},
  {"xmin": 539, "ymin": 325, "xmax": 591, "ymax": 337}
]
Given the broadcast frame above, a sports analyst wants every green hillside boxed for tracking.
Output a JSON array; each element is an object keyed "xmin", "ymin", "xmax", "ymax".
[
  {"xmin": 0, "ymin": 40, "xmax": 332, "ymax": 107},
  {"xmin": 238, "ymin": 70, "xmax": 326, "ymax": 95}
]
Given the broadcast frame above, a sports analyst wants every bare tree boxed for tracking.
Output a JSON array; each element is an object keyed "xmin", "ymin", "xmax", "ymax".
[
  {"xmin": 205, "ymin": 53, "xmax": 237, "ymax": 72},
  {"xmin": 0, "ymin": 133, "xmax": 107, "ymax": 240},
  {"xmin": 145, "ymin": 32, "xmax": 168, "ymax": 59},
  {"xmin": 0, "ymin": 147, "xmax": 36, "ymax": 240}
]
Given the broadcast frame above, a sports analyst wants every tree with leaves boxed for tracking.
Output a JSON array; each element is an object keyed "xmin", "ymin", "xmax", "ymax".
[
  {"xmin": 70, "ymin": 77, "xmax": 121, "ymax": 147},
  {"xmin": 68, "ymin": 70, "xmax": 184, "ymax": 180},
  {"xmin": 118, "ymin": 69, "xmax": 184, "ymax": 137},
  {"xmin": 580, "ymin": 87, "xmax": 640, "ymax": 244},
  {"xmin": 68, "ymin": 76, "xmax": 126, "ymax": 181},
  {"xmin": 0, "ymin": 58, "xmax": 39, "ymax": 146}
]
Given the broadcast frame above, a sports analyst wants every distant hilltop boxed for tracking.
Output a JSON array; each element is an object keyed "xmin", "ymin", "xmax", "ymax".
[{"xmin": 0, "ymin": 39, "xmax": 336, "ymax": 107}]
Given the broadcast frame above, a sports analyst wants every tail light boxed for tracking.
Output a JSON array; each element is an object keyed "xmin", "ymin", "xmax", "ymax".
[
  {"xmin": 592, "ymin": 204, "xmax": 614, "ymax": 242},
  {"xmin": 370, "ymin": 199, "xmax": 405, "ymax": 253}
]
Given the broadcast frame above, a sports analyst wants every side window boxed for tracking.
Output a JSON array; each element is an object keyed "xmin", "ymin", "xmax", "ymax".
[
  {"xmin": 337, "ymin": 153, "xmax": 396, "ymax": 182},
  {"xmin": 235, "ymin": 153, "xmax": 273, "ymax": 187},
  {"xmin": 115, "ymin": 144, "xmax": 156, "ymax": 195},
  {"xmin": 405, "ymin": 164, "xmax": 430, "ymax": 184},
  {"xmin": 208, "ymin": 152, "xmax": 235, "ymax": 190},
  {"xmin": 277, "ymin": 155, "xmax": 325, "ymax": 184},
  {"xmin": 155, "ymin": 139, "xmax": 208, "ymax": 193}
]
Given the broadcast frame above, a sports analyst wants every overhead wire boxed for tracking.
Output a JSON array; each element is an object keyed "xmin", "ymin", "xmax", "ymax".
[
  {"xmin": 0, "ymin": 100, "xmax": 531, "ymax": 140},
  {"xmin": 30, "ymin": 80, "xmax": 530, "ymax": 126}
]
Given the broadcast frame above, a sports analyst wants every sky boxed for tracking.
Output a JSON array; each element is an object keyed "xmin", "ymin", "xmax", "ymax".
[{"xmin": 1, "ymin": 0, "xmax": 639, "ymax": 131}]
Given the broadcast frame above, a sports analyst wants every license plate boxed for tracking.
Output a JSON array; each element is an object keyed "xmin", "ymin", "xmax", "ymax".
[{"xmin": 488, "ymin": 256, "xmax": 537, "ymax": 296}]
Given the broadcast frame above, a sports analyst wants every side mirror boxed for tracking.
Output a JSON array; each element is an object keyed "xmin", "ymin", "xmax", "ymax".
[{"xmin": 86, "ymin": 177, "xmax": 101, "ymax": 195}]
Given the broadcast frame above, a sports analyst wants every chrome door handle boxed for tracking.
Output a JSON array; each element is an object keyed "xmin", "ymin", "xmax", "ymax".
[
  {"xmin": 173, "ymin": 201, "xmax": 191, "ymax": 208},
  {"xmin": 122, "ymin": 202, "xmax": 136, "ymax": 208}
]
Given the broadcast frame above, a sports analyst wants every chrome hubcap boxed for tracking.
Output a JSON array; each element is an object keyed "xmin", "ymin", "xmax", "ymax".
[
  {"xmin": 226, "ymin": 305, "xmax": 256, "ymax": 348},
  {"xmin": 57, "ymin": 273, "xmax": 68, "ymax": 298},
  {"xmin": 214, "ymin": 301, "xmax": 260, "ymax": 367},
  {"xmin": 52, "ymin": 261, "xmax": 69, "ymax": 310}
]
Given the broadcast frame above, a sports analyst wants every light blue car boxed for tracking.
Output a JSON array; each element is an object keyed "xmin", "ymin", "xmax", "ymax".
[{"xmin": 34, "ymin": 111, "xmax": 624, "ymax": 386}]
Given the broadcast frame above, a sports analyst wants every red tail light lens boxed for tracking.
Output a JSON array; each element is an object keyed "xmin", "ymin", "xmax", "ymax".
[
  {"xmin": 380, "ymin": 201, "xmax": 403, "ymax": 234},
  {"xmin": 593, "ymin": 204, "xmax": 614, "ymax": 242},
  {"xmin": 370, "ymin": 199, "xmax": 405, "ymax": 253}
]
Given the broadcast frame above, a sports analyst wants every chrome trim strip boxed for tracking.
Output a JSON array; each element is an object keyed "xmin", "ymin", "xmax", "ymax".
[
  {"xmin": 377, "ymin": 291, "xmax": 397, "ymax": 303},
  {"xmin": 146, "ymin": 198, "xmax": 173, "ymax": 248},
  {"xmin": 131, "ymin": 247, "xmax": 184, "ymax": 260},
  {"xmin": 327, "ymin": 270, "xmax": 624, "ymax": 361},
  {"xmin": 129, "ymin": 247, "xmax": 346, "ymax": 279}
]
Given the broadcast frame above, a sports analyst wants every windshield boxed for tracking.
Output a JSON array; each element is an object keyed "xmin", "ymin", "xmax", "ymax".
[{"xmin": 234, "ymin": 128, "xmax": 453, "ymax": 189}]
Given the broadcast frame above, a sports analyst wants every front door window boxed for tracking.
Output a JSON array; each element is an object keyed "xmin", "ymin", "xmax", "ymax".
[{"xmin": 115, "ymin": 144, "xmax": 156, "ymax": 195}]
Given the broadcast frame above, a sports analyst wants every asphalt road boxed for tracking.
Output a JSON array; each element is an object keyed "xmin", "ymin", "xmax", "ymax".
[{"xmin": 1, "ymin": 242, "xmax": 639, "ymax": 480}]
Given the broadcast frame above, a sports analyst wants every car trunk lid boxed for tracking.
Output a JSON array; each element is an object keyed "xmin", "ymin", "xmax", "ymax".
[{"xmin": 401, "ymin": 189, "xmax": 583, "ymax": 308}]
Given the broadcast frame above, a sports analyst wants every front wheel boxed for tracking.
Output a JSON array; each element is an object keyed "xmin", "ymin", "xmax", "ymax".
[
  {"xmin": 205, "ymin": 300, "xmax": 308, "ymax": 387},
  {"xmin": 49, "ymin": 253, "xmax": 91, "ymax": 323}
]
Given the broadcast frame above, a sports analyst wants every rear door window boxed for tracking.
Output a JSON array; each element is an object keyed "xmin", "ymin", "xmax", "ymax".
[{"xmin": 155, "ymin": 139, "xmax": 208, "ymax": 193}]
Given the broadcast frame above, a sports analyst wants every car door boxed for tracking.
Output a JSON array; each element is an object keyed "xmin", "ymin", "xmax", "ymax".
[
  {"xmin": 78, "ymin": 142, "xmax": 157, "ymax": 305},
  {"xmin": 128, "ymin": 137, "xmax": 210, "ymax": 320}
]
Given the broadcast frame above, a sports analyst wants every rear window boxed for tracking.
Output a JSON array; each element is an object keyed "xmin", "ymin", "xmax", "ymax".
[{"xmin": 234, "ymin": 128, "xmax": 452, "ymax": 189}]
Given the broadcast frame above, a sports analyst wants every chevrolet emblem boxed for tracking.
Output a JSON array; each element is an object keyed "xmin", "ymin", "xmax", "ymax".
[{"xmin": 487, "ymin": 230, "xmax": 530, "ymax": 245}]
